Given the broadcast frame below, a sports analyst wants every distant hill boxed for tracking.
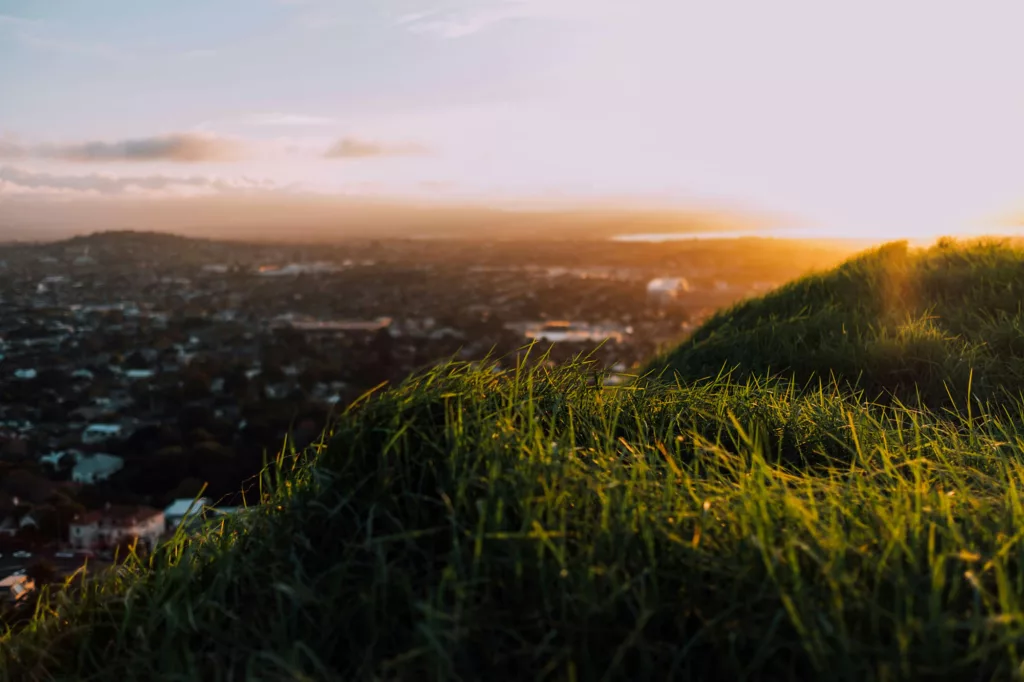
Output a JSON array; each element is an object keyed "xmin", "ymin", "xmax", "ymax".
[
  {"xmin": 654, "ymin": 238, "xmax": 1024, "ymax": 406},
  {"xmin": 0, "ymin": 194, "xmax": 774, "ymax": 243}
]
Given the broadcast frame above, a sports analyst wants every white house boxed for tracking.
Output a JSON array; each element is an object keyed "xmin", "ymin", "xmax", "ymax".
[
  {"xmin": 13, "ymin": 368, "xmax": 37, "ymax": 380},
  {"xmin": 71, "ymin": 453, "xmax": 124, "ymax": 484},
  {"xmin": 69, "ymin": 505, "xmax": 165, "ymax": 552},
  {"xmin": 0, "ymin": 575, "xmax": 35, "ymax": 603},
  {"xmin": 646, "ymin": 277, "xmax": 690, "ymax": 301},
  {"xmin": 163, "ymin": 497, "xmax": 209, "ymax": 531},
  {"xmin": 82, "ymin": 424, "xmax": 123, "ymax": 444}
]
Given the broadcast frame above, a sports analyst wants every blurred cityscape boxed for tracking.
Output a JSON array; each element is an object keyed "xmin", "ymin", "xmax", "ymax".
[{"xmin": 0, "ymin": 230, "xmax": 851, "ymax": 599}]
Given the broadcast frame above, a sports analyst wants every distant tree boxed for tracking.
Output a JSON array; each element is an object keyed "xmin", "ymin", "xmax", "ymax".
[
  {"xmin": 0, "ymin": 438, "xmax": 30, "ymax": 462},
  {"xmin": 261, "ymin": 363, "xmax": 286, "ymax": 384},
  {"xmin": 154, "ymin": 445, "xmax": 186, "ymax": 458},
  {"xmin": 124, "ymin": 424, "xmax": 165, "ymax": 454},
  {"xmin": 25, "ymin": 504, "xmax": 59, "ymax": 540},
  {"xmin": 34, "ymin": 368, "xmax": 68, "ymax": 390},
  {"xmin": 25, "ymin": 558, "xmax": 58, "ymax": 586},
  {"xmin": 124, "ymin": 350, "xmax": 149, "ymax": 370},
  {"xmin": 178, "ymin": 405, "xmax": 213, "ymax": 434},
  {"xmin": 182, "ymin": 369, "xmax": 212, "ymax": 402},
  {"xmin": 222, "ymin": 365, "xmax": 250, "ymax": 398},
  {"xmin": 51, "ymin": 498, "xmax": 86, "ymax": 540},
  {"xmin": 167, "ymin": 477, "xmax": 206, "ymax": 502},
  {"xmin": 371, "ymin": 328, "xmax": 394, "ymax": 366},
  {"xmin": 193, "ymin": 440, "xmax": 233, "ymax": 459},
  {"xmin": 0, "ymin": 469, "xmax": 54, "ymax": 504},
  {"xmin": 186, "ymin": 429, "xmax": 217, "ymax": 446}
]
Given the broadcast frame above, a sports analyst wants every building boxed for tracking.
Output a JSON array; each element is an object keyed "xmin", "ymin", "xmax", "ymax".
[
  {"xmin": 163, "ymin": 497, "xmax": 209, "ymax": 531},
  {"xmin": 81, "ymin": 423, "xmax": 123, "ymax": 445},
  {"xmin": 0, "ymin": 507, "xmax": 38, "ymax": 537},
  {"xmin": 0, "ymin": 575, "xmax": 35, "ymax": 603},
  {"xmin": 69, "ymin": 505, "xmax": 165, "ymax": 553},
  {"xmin": 71, "ymin": 453, "xmax": 124, "ymax": 484},
  {"xmin": 39, "ymin": 450, "xmax": 78, "ymax": 470},
  {"xmin": 522, "ymin": 321, "xmax": 626, "ymax": 344},
  {"xmin": 646, "ymin": 277, "xmax": 690, "ymax": 302}
]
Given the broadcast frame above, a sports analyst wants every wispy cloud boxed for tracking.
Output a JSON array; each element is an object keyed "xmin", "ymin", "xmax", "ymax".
[
  {"xmin": 0, "ymin": 13, "xmax": 38, "ymax": 26},
  {"xmin": 241, "ymin": 112, "xmax": 338, "ymax": 127},
  {"xmin": 0, "ymin": 137, "xmax": 29, "ymax": 160},
  {"xmin": 0, "ymin": 165, "xmax": 281, "ymax": 200},
  {"xmin": 0, "ymin": 134, "xmax": 248, "ymax": 163},
  {"xmin": 179, "ymin": 48, "xmax": 219, "ymax": 59},
  {"xmin": 16, "ymin": 31, "xmax": 122, "ymax": 57},
  {"xmin": 396, "ymin": 2, "xmax": 545, "ymax": 39},
  {"xmin": 0, "ymin": 14, "xmax": 122, "ymax": 58},
  {"xmin": 323, "ymin": 137, "xmax": 430, "ymax": 159}
]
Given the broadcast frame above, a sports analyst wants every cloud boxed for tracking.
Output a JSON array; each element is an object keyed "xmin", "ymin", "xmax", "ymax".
[
  {"xmin": 49, "ymin": 133, "xmax": 246, "ymax": 162},
  {"xmin": 0, "ymin": 137, "xmax": 28, "ymax": 160},
  {"xmin": 0, "ymin": 14, "xmax": 36, "ymax": 26},
  {"xmin": 0, "ymin": 134, "xmax": 248, "ymax": 163},
  {"xmin": 0, "ymin": 166, "xmax": 280, "ymax": 200},
  {"xmin": 180, "ymin": 48, "xmax": 218, "ymax": 59},
  {"xmin": 16, "ymin": 31, "xmax": 121, "ymax": 57},
  {"xmin": 0, "ymin": 15, "xmax": 122, "ymax": 58},
  {"xmin": 242, "ymin": 112, "xmax": 338, "ymax": 126},
  {"xmin": 324, "ymin": 137, "xmax": 430, "ymax": 159},
  {"xmin": 397, "ymin": 2, "xmax": 545, "ymax": 39}
]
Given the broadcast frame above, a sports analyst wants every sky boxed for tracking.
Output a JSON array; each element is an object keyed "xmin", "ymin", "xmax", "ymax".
[{"xmin": 3, "ymin": 0, "xmax": 1024, "ymax": 240}]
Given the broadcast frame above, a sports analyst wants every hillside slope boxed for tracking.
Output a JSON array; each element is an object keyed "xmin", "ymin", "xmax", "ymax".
[
  {"xmin": 6, "ymin": 241, "xmax": 1024, "ymax": 680},
  {"xmin": 5, "ymin": 357, "xmax": 1024, "ymax": 681},
  {"xmin": 656, "ymin": 238, "xmax": 1024, "ymax": 406}
]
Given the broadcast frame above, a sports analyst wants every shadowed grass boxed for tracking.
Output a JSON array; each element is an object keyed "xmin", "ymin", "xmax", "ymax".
[{"xmin": 5, "ymin": 356, "xmax": 1024, "ymax": 680}]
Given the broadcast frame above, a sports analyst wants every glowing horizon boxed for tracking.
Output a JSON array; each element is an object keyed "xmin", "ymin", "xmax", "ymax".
[{"xmin": 4, "ymin": 0, "xmax": 1024, "ymax": 240}]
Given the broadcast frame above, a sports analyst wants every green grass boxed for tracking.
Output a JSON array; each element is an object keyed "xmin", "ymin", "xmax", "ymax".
[
  {"xmin": 5, "ymin": 355, "xmax": 1024, "ymax": 680},
  {"xmin": 654, "ymin": 238, "xmax": 1024, "ymax": 407},
  {"xmin": 8, "ymin": 239, "xmax": 1024, "ymax": 680}
]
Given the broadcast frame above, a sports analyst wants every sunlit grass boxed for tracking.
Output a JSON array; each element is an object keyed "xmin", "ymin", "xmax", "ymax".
[
  {"xmin": 656, "ymin": 238, "xmax": 1024, "ymax": 408},
  {"xmin": 5, "ymin": 351, "xmax": 1024, "ymax": 680}
]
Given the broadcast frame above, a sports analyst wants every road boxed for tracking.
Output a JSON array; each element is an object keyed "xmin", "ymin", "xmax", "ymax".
[{"xmin": 0, "ymin": 551, "xmax": 110, "ymax": 580}]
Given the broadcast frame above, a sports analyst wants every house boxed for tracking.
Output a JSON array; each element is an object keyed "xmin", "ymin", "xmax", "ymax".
[
  {"xmin": 71, "ymin": 453, "xmax": 124, "ymax": 484},
  {"xmin": 646, "ymin": 277, "xmax": 690, "ymax": 302},
  {"xmin": 69, "ymin": 505, "xmax": 165, "ymax": 552},
  {"xmin": 0, "ymin": 575, "xmax": 35, "ymax": 603},
  {"xmin": 39, "ymin": 449, "xmax": 79, "ymax": 470},
  {"xmin": 0, "ymin": 505, "xmax": 38, "ymax": 537},
  {"xmin": 81, "ymin": 424, "xmax": 123, "ymax": 444},
  {"xmin": 163, "ymin": 497, "xmax": 209, "ymax": 531},
  {"xmin": 13, "ymin": 368, "xmax": 37, "ymax": 380}
]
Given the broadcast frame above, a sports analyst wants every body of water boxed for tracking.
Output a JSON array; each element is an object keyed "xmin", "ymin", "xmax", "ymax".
[{"xmin": 610, "ymin": 228, "xmax": 837, "ymax": 242}]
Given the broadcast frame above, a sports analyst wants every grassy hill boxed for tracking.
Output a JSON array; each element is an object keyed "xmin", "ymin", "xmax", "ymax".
[
  {"xmin": 655, "ymin": 238, "xmax": 1024, "ymax": 407},
  {"xmin": 6, "ymin": 240, "xmax": 1024, "ymax": 680}
]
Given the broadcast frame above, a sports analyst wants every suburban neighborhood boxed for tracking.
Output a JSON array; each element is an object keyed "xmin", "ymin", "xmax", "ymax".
[{"xmin": 0, "ymin": 230, "xmax": 850, "ymax": 616}]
